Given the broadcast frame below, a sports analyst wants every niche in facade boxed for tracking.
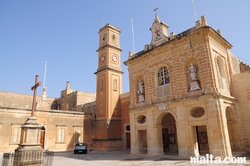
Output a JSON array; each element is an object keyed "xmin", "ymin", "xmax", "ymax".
[
  {"xmin": 190, "ymin": 107, "xmax": 205, "ymax": 118},
  {"xmin": 137, "ymin": 115, "xmax": 146, "ymax": 124}
]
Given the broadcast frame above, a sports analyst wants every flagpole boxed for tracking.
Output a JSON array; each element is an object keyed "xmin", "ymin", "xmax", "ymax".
[
  {"xmin": 192, "ymin": 0, "xmax": 197, "ymax": 23},
  {"xmin": 131, "ymin": 18, "xmax": 136, "ymax": 54}
]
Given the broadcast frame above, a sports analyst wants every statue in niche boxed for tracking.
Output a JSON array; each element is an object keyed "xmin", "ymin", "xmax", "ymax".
[
  {"xmin": 188, "ymin": 63, "xmax": 201, "ymax": 91},
  {"xmin": 189, "ymin": 63, "xmax": 198, "ymax": 81},
  {"xmin": 137, "ymin": 80, "xmax": 145, "ymax": 102}
]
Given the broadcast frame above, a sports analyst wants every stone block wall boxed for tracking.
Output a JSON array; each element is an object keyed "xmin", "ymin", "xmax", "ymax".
[
  {"xmin": 92, "ymin": 119, "xmax": 122, "ymax": 150},
  {"xmin": 126, "ymin": 27, "xmax": 224, "ymax": 109},
  {"xmin": 57, "ymin": 90, "xmax": 96, "ymax": 111},
  {"xmin": 0, "ymin": 107, "xmax": 87, "ymax": 153},
  {"xmin": 120, "ymin": 92, "xmax": 130, "ymax": 149},
  {"xmin": 0, "ymin": 91, "xmax": 56, "ymax": 110},
  {"xmin": 231, "ymin": 71, "xmax": 250, "ymax": 152}
]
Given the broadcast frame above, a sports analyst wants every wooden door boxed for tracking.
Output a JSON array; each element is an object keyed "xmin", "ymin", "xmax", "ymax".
[
  {"xmin": 126, "ymin": 133, "xmax": 130, "ymax": 148},
  {"xmin": 40, "ymin": 130, "xmax": 45, "ymax": 149}
]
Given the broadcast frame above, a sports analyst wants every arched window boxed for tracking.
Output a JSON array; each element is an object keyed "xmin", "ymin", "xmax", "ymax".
[
  {"xmin": 158, "ymin": 67, "xmax": 170, "ymax": 86},
  {"xmin": 217, "ymin": 56, "xmax": 228, "ymax": 90},
  {"xmin": 113, "ymin": 79, "xmax": 117, "ymax": 91},
  {"xmin": 156, "ymin": 67, "xmax": 171, "ymax": 98},
  {"xmin": 100, "ymin": 79, "xmax": 103, "ymax": 92}
]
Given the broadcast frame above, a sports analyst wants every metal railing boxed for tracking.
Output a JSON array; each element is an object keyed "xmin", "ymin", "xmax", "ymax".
[{"xmin": 1, "ymin": 151, "xmax": 54, "ymax": 166}]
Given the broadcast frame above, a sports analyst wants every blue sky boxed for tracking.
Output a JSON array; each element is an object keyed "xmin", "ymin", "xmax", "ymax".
[{"xmin": 0, "ymin": 0, "xmax": 249, "ymax": 98}]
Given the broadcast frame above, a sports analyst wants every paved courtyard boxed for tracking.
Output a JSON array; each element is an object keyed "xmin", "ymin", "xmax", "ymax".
[
  {"xmin": 52, "ymin": 149, "xmax": 250, "ymax": 166},
  {"xmin": 1, "ymin": 150, "xmax": 249, "ymax": 166}
]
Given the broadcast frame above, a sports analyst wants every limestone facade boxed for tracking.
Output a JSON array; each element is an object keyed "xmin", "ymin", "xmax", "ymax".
[{"xmin": 124, "ymin": 15, "xmax": 250, "ymax": 158}]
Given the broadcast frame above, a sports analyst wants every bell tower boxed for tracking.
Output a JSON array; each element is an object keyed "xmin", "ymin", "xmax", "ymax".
[{"xmin": 93, "ymin": 24, "xmax": 123, "ymax": 149}]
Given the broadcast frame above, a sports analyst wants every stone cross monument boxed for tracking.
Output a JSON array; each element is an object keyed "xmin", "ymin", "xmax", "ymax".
[{"xmin": 14, "ymin": 75, "xmax": 44, "ymax": 166}]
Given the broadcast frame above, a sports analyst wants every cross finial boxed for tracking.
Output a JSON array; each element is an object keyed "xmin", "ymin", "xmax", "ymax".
[{"xmin": 153, "ymin": 7, "xmax": 159, "ymax": 16}]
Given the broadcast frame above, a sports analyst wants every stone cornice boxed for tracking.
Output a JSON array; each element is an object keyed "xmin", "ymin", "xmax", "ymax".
[
  {"xmin": 94, "ymin": 66, "xmax": 124, "ymax": 75},
  {"xmin": 96, "ymin": 44, "xmax": 122, "ymax": 52},
  {"xmin": 128, "ymin": 93, "xmax": 238, "ymax": 112}
]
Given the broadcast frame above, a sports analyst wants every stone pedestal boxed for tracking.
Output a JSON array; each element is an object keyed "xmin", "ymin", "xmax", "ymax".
[
  {"xmin": 189, "ymin": 80, "xmax": 201, "ymax": 91},
  {"xmin": 13, "ymin": 116, "xmax": 43, "ymax": 166},
  {"xmin": 138, "ymin": 94, "xmax": 145, "ymax": 102}
]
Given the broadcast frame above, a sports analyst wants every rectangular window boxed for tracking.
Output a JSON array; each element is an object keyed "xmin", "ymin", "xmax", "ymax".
[
  {"xmin": 12, "ymin": 126, "xmax": 21, "ymax": 143},
  {"xmin": 57, "ymin": 128, "xmax": 65, "ymax": 142}
]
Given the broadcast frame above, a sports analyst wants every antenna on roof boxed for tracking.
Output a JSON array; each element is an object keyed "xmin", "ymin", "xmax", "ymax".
[
  {"xmin": 191, "ymin": 0, "xmax": 197, "ymax": 23},
  {"xmin": 43, "ymin": 61, "xmax": 47, "ymax": 88},
  {"xmin": 131, "ymin": 18, "xmax": 136, "ymax": 54},
  {"xmin": 42, "ymin": 61, "xmax": 48, "ymax": 100}
]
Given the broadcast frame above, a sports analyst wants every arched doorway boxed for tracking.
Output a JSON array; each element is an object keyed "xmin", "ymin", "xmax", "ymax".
[
  {"xmin": 161, "ymin": 113, "xmax": 178, "ymax": 154},
  {"xmin": 226, "ymin": 107, "xmax": 240, "ymax": 151}
]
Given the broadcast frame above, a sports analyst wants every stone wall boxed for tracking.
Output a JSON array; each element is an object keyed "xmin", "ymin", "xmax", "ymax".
[
  {"xmin": 231, "ymin": 71, "xmax": 250, "ymax": 152},
  {"xmin": 57, "ymin": 89, "xmax": 96, "ymax": 111},
  {"xmin": 0, "ymin": 91, "xmax": 56, "ymax": 110},
  {"xmin": 230, "ymin": 53, "xmax": 240, "ymax": 74},
  {"xmin": 0, "ymin": 107, "xmax": 88, "ymax": 153},
  {"xmin": 120, "ymin": 92, "xmax": 130, "ymax": 149}
]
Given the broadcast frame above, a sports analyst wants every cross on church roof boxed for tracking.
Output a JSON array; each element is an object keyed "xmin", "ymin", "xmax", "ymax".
[{"xmin": 153, "ymin": 7, "xmax": 159, "ymax": 16}]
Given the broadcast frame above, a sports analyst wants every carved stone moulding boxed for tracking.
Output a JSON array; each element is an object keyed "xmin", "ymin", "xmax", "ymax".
[{"xmin": 156, "ymin": 103, "xmax": 168, "ymax": 111}]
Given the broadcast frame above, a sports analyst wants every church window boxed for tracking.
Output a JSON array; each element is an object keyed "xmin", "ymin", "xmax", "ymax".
[
  {"xmin": 113, "ymin": 79, "xmax": 117, "ymax": 91},
  {"xmin": 126, "ymin": 125, "xmax": 130, "ymax": 131},
  {"xmin": 190, "ymin": 107, "xmax": 205, "ymax": 118},
  {"xmin": 217, "ymin": 56, "xmax": 228, "ymax": 90},
  {"xmin": 100, "ymin": 80, "xmax": 103, "ymax": 92},
  {"xmin": 158, "ymin": 67, "xmax": 170, "ymax": 86},
  {"xmin": 156, "ymin": 67, "xmax": 171, "ymax": 98},
  {"xmin": 137, "ymin": 115, "xmax": 146, "ymax": 124}
]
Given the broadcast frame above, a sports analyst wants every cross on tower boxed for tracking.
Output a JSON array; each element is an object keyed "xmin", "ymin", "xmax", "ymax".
[
  {"xmin": 31, "ymin": 75, "xmax": 41, "ymax": 117},
  {"xmin": 153, "ymin": 7, "xmax": 159, "ymax": 16}
]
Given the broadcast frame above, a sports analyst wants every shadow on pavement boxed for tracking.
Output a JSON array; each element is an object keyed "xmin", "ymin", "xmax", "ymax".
[{"xmin": 53, "ymin": 149, "xmax": 185, "ymax": 162}]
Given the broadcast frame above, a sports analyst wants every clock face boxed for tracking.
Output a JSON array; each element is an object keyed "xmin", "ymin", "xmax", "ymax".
[{"xmin": 112, "ymin": 55, "xmax": 117, "ymax": 62}]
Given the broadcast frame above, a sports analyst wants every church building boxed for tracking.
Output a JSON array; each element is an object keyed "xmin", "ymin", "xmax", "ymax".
[
  {"xmin": 124, "ymin": 14, "xmax": 250, "ymax": 158},
  {"xmin": 0, "ymin": 13, "xmax": 250, "ymax": 159}
]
